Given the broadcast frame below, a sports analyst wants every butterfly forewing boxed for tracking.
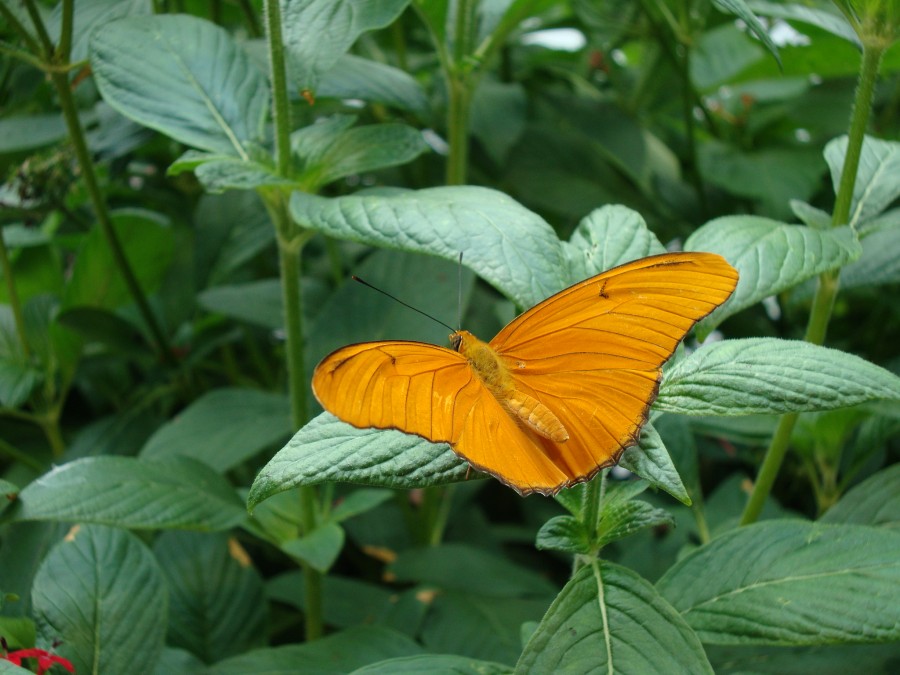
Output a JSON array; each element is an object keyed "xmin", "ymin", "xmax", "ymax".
[{"xmin": 312, "ymin": 341, "xmax": 481, "ymax": 443}]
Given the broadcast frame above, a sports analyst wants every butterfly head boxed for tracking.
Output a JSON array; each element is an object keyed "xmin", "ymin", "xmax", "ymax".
[{"xmin": 449, "ymin": 329, "xmax": 477, "ymax": 353}]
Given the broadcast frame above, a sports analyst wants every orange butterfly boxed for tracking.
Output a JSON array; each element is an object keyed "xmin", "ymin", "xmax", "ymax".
[{"xmin": 313, "ymin": 252, "xmax": 738, "ymax": 496}]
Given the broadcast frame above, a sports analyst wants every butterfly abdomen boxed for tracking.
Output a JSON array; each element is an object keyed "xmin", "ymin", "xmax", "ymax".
[{"xmin": 452, "ymin": 329, "xmax": 569, "ymax": 443}]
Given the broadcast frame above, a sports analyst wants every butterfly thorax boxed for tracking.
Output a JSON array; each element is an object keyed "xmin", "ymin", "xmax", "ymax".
[{"xmin": 450, "ymin": 330, "xmax": 569, "ymax": 443}]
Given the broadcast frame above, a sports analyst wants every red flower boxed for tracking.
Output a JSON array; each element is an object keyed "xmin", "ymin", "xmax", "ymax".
[{"xmin": 1, "ymin": 647, "xmax": 75, "ymax": 674}]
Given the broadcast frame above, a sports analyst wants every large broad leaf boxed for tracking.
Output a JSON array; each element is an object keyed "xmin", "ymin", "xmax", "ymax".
[
  {"xmin": 282, "ymin": 0, "xmax": 410, "ymax": 92},
  {"xmin": 840, "ymin": 219, "xmax": 900, "ymax": 288},
  {"xmin": 825, "ymin": 136, "xmax": 900, "ymax": 228},
  {"xmin": 657, "ymin": 338, "xmax": 900, "ymax": 416},
  {"xmin": 516, "ymin": 560, "xmax": 713, "ymax": 673},
  {"xmin": 686, "ymin": 216, "xmax": 861, "ymax": 328},
  {"xmin": 657, "ymin": 521, "xmax": 900, "ymax": 645},
  {"xmin": 32, "ymin": 525, "xmax": 167, "ymax": 674},
  {"xmin": 14, "ymin": 456, "xmax": 246, "ymax": 531},
  {"xmin": 820, "ymin": 464, "xmax": 900, "ymax": 527},
  {"xmin": 207, "ymin": 625, "xmax": 423, "ymax": 674},
  {"xmin": 91, "ymin": 15, "xmax": 268, "ymax": 155},
  {"xmin": 247, "ymin": 413, "xmax": 468, "ymax": 510},
  {"xmin": 154, "ymin": 532, "xmax": 267, "ymax": 663},
  {"xmin": 140, "ymin": 388, "xmax": 291, "ymax": 472},
  {"xmin": 290, "ymin": 186, "xmax": 567, "ymax": 308}
]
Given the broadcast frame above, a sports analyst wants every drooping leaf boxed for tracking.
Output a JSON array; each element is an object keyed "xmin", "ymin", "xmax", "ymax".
[
  {"xmin": 657, "ymin": 521, "xmax": 900, "ymax": 645},
  {"xmin": 747, "ymin": 0, "xmax": 860, "ymax": 45},
  {"xmin": 318, "ymin": 54, "xmax": 429, "ymax": 116},
  {"xmin": 711, "ymin": 0, "xmax": 781, "ymax": 66}
]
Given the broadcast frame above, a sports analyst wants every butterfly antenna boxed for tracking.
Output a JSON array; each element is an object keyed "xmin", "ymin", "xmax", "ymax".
[
  {"xmin": 352, "ymin": 276, "xmax": 456, "ymax": 333},
  {"xmin": 457, "ymin": 252, "xmax": 463, "ymax": 330}
]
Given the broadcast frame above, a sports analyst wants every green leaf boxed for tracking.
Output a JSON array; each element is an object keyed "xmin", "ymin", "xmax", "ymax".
[
  {"xmin": 562, "ymin": 205, "xmax": 666, "ymax": 281},
  {"xmin": 290, "ymin": 186, "xmax": 566, "ymax": 307},
  {"xmin": 658, "ymin": 338, "xmax": 900, "ymax": 416},
  {"xmin": 390, "ymin": 544, "xmax": 557, "ymax": 597},
  {"xmin": 691, "ymin": 23, "xmax": 764, "ymax": 89},
  {"xmin": 826, "ymin": 135, "xmax": 900, "ymax": 228},
  {"xmin": 14, "ymin": 456, "xmax": 246, "ymax": 531},
  {"xmin": 685, "ymin": 216, "xmax": 861, "ymax": 327},
  {"xmin": 707, "ymin": 643, "xmax": 900, "ymax": 674},
  {"xmin": 0, "ymin": 115, "xmax": 68, "ymax": 153},
  {"xmin": 535, "ymin": 515, "xmax": 592, "ymax": 553},
  {"xmin": 470, "ymin": 79, "xmax": 527, "ymax": 165},
  {"xmin": 790, "ymin": 199, "xmax": 833, "ymax": 229},
  {"xmin": 318, "ymin": 54, "xmax": 429, "ymax": 116},
  {"xmin": 207, "ymin": 625, "xmax": 423, "ymax": 674},
  {"xmin": 140, "ymin": 388, "xmax": 291, "ymax": 472},
  {"xmin": 281, "ymin": 522, "xmax": 345, "ymax": 573},
  {"xmin": 840, "ymin": 220, "xmax": 900, "ymax": 288},
  {"xmin": 300, "ymin": 122, "xmax": 427, "ymax": 190},
  {"xmin": 91, "ymin": 15, "xmax": 268, "ymax": 155},
  {"xmin": 698, "ymin": 142, "xmax": 825, "ymax": 218},
  {"xmin": 196, "ymin": 279, "xmax": 283, "ymax": 329},
  {"xmin": 657, "ymin": 521, "xmax": 900, "ymax": 645},
  {"xmin": 32, "ymin": 525, "xmax": 167, "ymax": 674},
  {"xmin": 620, "ymin": 423, "xmax": 691, "ymax": 505},
  {"xmin": 191, "ymin": 157, "xmax": 292, "ymax": 193},
  {"xmin": 419, "ymin": 592, "xmax": 551, "ymax": 665},
  {"xmin": 55, "ymin": 307, "xmax": 145, "ymax": 355},
  {"xmin": 711, "ymin": 0, "xmax": 781, "ymax": 67},
  {"xmin": 595, "ymin": 500, "xmax": 674, "ymax": 548},
  {"xmin": 248, "ymin": 413, "xmax": 468, "ymax": 509},
  {"xmin": 152, "ymin": 648, "xmax": 207, "ymax": 675},
  {"xmin": 0, "ymin": 356, "xmax": 40, "ymax": 408},
  {"xmin": 747, "ymin": 0, "xmax": 860, "ymax": 45},
  {"xmin": 821, "ymin": 464, "xmax": 900, "ymax": 527},
  {"xmin": 48, "ymin": 0, "xmax": 151, "ymax": 62},
  {"xmin": 154, "ymin": 531, "xmax": 266, "ymax": 663},
  {"xmin": 330, "ymin": 489, "xmax": 394, "ymax": 522},
  {"xmin": 0, "ymin": 662, "xmax": 40, "ymax": 675},
  {"xmin": 517, "ymin": 560, "xmax": 713, "ymax": 673},
  {"xmin": 352, "ymin": 654, "xmax": 512, "ymax": 674},
  {"xmin": 63, "ymin": 209, "xmax": 175, "ymax": 310},
  {"xmin": 267, "ymin": 572, "xmax": 396, "ymax": 628},
  {"xmin": 282, "ymin": 0, "xmax": 410, "ymax": 92}
]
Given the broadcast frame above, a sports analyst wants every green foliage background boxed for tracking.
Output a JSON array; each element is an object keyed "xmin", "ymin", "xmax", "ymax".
[{"xmin": 0, "ymin": 0, "xmax": 898, "ymax": 673}]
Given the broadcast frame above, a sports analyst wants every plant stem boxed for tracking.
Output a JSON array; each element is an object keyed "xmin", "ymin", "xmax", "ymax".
[
  {"xmin": 0, "ymin": 231, "xmax": 30, "ymax": 360},
  {"xmin": 35, "ymin": 0, "xmax": 175, "ymax": 367},
  {"xmin": 740, "ymin": 41, "xmax": 885, "ymax": 526},
  {"xmin": 446, "ymin": 75, "xmax": 472, "ymax": 185},
  {"xmin": 264, "ymin": 0, "xmax": 323, "ymax": 640}
]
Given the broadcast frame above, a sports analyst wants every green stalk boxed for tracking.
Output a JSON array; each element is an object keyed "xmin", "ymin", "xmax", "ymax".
[
  {"xmin": 740, "ymin": 41, "xmax": 885, "ymax": 526},
  {"xmin": 29, "ymin": 0, "xmax": 175, "ymax": 367},
  {"xmin": 0, "ymin": 232, "xmax": 30, "ymax": 361},
  {"xmin": 263, "ymin": 0, "xmax": 322, "ymax": 641},
  {"xmin": 445, "ymin": 75, "xmax": 472, "ymax": 185}
]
